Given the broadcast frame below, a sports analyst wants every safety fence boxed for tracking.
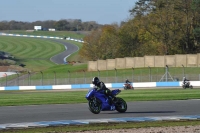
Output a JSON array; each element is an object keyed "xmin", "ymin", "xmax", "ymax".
[{"xmin": 0, "ymin": 67, "xmax": 200, "ymax": 87}]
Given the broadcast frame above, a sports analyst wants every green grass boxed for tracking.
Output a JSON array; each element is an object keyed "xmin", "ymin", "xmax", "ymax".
[
  {"xmin": 0, "ymin": 30, "xmax": 87, "ymax": 72},
  {"xmin": 0, "ymin": 36, "xmax": 85, "ymax": 71},
  {"xmin": 43, "ymin": 63, "xmax": 88, "ymax": 73},
  {"xmin": 0, "ymin": 88, "xmax": 199, "ymax": 106}
]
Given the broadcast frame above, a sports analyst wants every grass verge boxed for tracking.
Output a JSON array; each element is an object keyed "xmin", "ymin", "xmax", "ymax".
[
  {"xmin": 0, "ymin": 36, "xmax": 65, "ymax": 71},
  {"xmin": 0, "ymin": 88, "xmax": 199, "ymax": 106}
]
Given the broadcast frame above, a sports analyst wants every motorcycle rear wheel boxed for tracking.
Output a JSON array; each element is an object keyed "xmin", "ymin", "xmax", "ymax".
[
  {"xmin": 88, "ymin": 99, "xmax": 101, "ymax": 114},
  {"xmin": 131, "ymin": 87, "xmax": 134, "ymax": 89},
  {"xmin": 190, "ymin": 85, "xmax": 193, "ymax": 89},
  {"xmin": 115, "ymin": 97, "xmax": 127, "ymax": 113}
]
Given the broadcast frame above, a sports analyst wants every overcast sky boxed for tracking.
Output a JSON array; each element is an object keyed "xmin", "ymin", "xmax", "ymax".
[{"xmin": 0, "ymin": 0, "xmax": 137, "ymax": 24}]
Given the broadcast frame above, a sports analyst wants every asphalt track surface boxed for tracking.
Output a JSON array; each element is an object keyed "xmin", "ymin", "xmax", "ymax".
[
  {"xmin": 50, "ymin": 39, "xmax": 79, "ymax": 64},
  {"xmin": 0, "ymin": 100, "xmax": 199, "ymax": 124}
]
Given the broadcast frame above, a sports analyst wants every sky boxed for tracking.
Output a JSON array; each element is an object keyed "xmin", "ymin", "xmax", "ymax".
[{"xmin": 0, "ymin": 0, "xmax": 137, "ymax": 25}]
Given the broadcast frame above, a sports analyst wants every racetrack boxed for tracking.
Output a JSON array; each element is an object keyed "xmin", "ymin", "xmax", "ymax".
[
  {"xmin": 50, "ymin": 39, "xmax": 79, "ymax": 64},
  {"xmin": 0, "ymin": 33, "xmax": 199, "ymax": 130},
  {"xmin": 0, "ymin": 100, "xmax": 199, "ymax": 124},
  {"xmin": 0, "ymin": 33, "xmax": 79, "ymax": 65}
]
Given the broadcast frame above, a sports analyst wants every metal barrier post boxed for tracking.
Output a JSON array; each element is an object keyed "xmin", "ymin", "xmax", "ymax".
[
  {"xmin": 16, "ymin": 72, "xmax": 19, "ymax": 86},
  {"xmin": 28, "ymin": 71, "xmax": 31, "ymax": 86},
  {"xmin": 106, "ymin": 70, "xmax": 108, "ymax": 83},
  {"xmin": 5, "ymin": 73, "xmax": 7, "ymax": 86},
  {"xmin": 148, "ymin": 66, "xmax": 151, "ymax": 82},
  {"xmin": 40, "ymin": 71, "xmax": 43, "ymax": 85},
  {"xmin": 98, "ymin": 69, "xmax": 100, "ymax": 78},
  {"xmin": 115, "ymin": 68, "xmax": 117, "ymax": 83},
  {"xmin": 83, "ymin": 70, "xmax": 86, "ymax": 84},
  {"xmin": 199, "ymin": 74, "xmax": 200, "ymax": 81},
  {"xmin": 182, "ymin": 64, "xmax": 185, "ymax": 77},
  {"xmin": 68, "ymin": 70, "xmax": 70, "ymax": 84},
  {"xmin": 54, "ymin": 71, "xmax": 56, "ymax": 85},
  {"xmin": 132, "ymin": 67, "xmax": 134, "ymax": 82}
]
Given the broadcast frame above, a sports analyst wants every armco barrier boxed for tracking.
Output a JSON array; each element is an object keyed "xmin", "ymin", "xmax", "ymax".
[{"xmin": 0, "ymin": 81, "xmax": 199, "ymax": 91}]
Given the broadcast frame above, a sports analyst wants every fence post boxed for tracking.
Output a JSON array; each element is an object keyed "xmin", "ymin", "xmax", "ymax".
[
  {"xmin": 83, "ymin": 70, "xmax": 86, "ymax": 84},
  {"xmin": 16, "ymin": 72, "xmax": 19, "ymax": 86},
  {"xmin": 98, "ymin": 69, "xmax": 100, "ymax": 78},
  {"xmin": 148, "ymin": 66, "xmax": 151, "ymax": 82},
  {"xmin": 182, "ymin": 64, "xmax": 185, "ymax": 77},
  {"xmin": 68, "ymin": 70, "xmax": 70, "ymax": 84},
  {"xmin": 199, "ymin": 74, "xmax": 200, "ymax": 81},
  {"xmin": 115, "ymin": 68, "xmax": 117, "ymax": 83},
  {"xmin": 28, "ymin": 71, "xmax": 31, "ymax": 86},
  {"xmin": 132, "ymin": 67, "xmax": 134, "ymax": 82},
  {"xmin": 54, "ymin": 71, "xmax": 56, "ymax": 85},
  {"xmin": 5, "ymin": 73, "xmax": 7, "ymax": 86},
  {"xmin": 166, "ymin": 66, "xmax": 168, "ymax": 82},
  {"xmin": 106, "ymin": 70, "xmax": 108, "ymax": 83},
  {"xmin": 40, "ymin": 71, "xmax": 43, "ymax": 85}
]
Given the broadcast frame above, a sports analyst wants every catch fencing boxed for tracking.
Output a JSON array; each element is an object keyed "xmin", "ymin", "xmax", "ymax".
[{"xmin": 0, "ymin": 67, "xmax": 200, "ymax": 87}]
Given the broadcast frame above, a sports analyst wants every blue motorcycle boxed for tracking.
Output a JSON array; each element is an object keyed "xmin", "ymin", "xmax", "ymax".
[{"xmin": 85, "ymin": 88, "xmax": 127, "ymax": 114}]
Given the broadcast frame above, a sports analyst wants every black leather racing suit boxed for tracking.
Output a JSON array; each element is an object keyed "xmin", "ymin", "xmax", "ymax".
[
  {"xmin": 183, "ymin": 78, "xmax": 190, "ymax": 85},
  {"xmin": 95, "ymin": 81, "xmax": 113, "ymax": 97},
  {"xmin": 125, "ymin": 79, "xmax": 131, "ymax": 84}
]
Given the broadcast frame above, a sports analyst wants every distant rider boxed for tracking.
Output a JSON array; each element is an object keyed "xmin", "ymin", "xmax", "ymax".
[
  {"xmin": 183, "ymin": 77, "xmax": 190, "ymax": 86},
  {"xmin": 125, "ymin": 79, "xmax": 131, "ymax": 84},
  {"xmin": 92, "ymin": 77, "xmax": 115, "ymax": 101}
]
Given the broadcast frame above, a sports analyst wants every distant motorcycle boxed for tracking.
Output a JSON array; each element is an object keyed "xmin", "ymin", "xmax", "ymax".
[
  {"xmin": 123, "ymin": 83, "xmax": 134, "ymax": 90},
  {"xmin": 85, "ymin": 88, "xmax": 127, "ymax": 114},
  {"xmin": 182, "ymin": 81, "xmax": 193, "ymax": 89}
]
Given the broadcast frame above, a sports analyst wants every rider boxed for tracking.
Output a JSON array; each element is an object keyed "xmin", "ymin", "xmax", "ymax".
[
  {"xmin": 125, "ymin": 79, "xmax": 131, "ymax": 84},
  {"xmin": 125, "ymin": 79, "xmax": 132, "ymax": 88},
  {"xmin": 92, "ymin": 77, "xmax": 115, "ymax": 101},
  {"xmin": 183, "ymin": 77, "xmax": 190, "ymax": 86}
]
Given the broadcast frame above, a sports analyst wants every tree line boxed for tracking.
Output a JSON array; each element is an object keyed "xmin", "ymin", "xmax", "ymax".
[
  {"xmin": 0, "ymin": 19, "xmax": 103, "ymax": 31},
  {"xmin": 80, "ymin": 0, "xmax": 200, "ymax": 61}
]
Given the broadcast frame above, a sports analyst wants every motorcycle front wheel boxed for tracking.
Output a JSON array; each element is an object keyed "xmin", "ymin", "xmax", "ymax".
[
  {"xmin": 182, "ymin": 85, "xmax": 186, "ymax": 89},
  {"xmin": 88, "ymin": 99, "xmax": 101, "ymax": 114},
  {"xmin": 115, "ymin": 97, "xmax": 127, "ymax": 113}
]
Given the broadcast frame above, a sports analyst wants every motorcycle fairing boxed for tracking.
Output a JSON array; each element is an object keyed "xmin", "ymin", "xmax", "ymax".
[{"xmin": 86, "ymin": 88, "xmax": 120, "ymax": 111}]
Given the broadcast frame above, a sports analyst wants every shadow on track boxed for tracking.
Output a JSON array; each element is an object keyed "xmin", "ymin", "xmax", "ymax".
[{"xmin": 107, "ymin": 111, "xmax": 176, "ymax": 114}]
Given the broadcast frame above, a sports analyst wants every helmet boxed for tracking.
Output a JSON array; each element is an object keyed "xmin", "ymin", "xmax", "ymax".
[
  {"xmin": 92, "ymin": 77, "xmax": 100, "ymax": 85},
  {"xmin": 183, "ymin": 77, "xmax": 186, "ymax": 80}
]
